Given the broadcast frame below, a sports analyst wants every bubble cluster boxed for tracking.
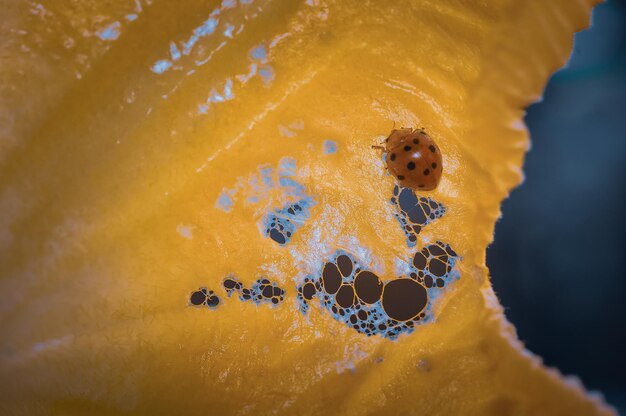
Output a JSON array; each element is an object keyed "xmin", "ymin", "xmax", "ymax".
[
  {"xmin": 411, "ymin": 241, "xmax": 458, "ymax": 287},
  {"xmin": 296, "ymin": 245, "xmax": 459, "ymax": 340},
  {"xmin": 223, "ymin": 276, "xmax": 286, "ymax": 306},
  {"xmin": 263, "ymin": 197, "xmax": 314, "ymax": 245},
  {"xmin": 216, "ymin": 157, "xmax": 315, "ymax": 245},
  {"xmin": 188, "ymin": 287, "xmax": 221, "ymax": 309},
  {"xmin": 390, "ymin": 185, "xmax": 445, "ymax": 247},
  {"xmin": 264, "ymin": 214, "xmax": 295, "ymax": 245}
]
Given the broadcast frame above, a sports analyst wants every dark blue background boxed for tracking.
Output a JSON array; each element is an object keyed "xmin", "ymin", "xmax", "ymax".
[{"xmin": 488, "ymin": 0, "xmax": 626, "ymax": 412}]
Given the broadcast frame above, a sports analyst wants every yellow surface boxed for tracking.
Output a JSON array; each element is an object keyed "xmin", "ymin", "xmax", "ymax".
[{"xmin": 0, "ymin": 0, "xmax": 616, "ymax": 415}]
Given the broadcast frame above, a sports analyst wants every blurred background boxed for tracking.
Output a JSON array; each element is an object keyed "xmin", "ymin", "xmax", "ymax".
[{"xmin": 488, "ymin": 0, "xmax": 626, "ymax": 412}]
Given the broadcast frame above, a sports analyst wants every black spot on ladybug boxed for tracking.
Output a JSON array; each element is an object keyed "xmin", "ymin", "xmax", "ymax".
[
  {"xmin": 412, "ymin": 138, "xmax": 419, "ymax": 144},
  {"xmin": 404, "ymin": 145, "xmax": 411, "ymax": 151},
  {"xmin": 390, "ymin": 153, "xmax": 396, "ymax": 161},
  {"xmin": 397, "ymin": 175, "xmax": 405, "ymax": 180},
  {"xmin": 407, "ymin": 162, "xmax": 416, "ymax": 170},
  {"xmin": 429, "ymin": 145, "xmax": 436, "ymax": 153},
  {"xmin": 423, "ymin": 169, "xmax": 430, "ymax": 176},
  {"xmin": 432, "ymin": 162, "xmax": 437, "ymax": 169}
]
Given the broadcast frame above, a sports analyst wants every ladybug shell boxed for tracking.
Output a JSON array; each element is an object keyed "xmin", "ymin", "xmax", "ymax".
[{"xmin": 385, "ymin": 128, "xmax": 442, "ymax": 191}]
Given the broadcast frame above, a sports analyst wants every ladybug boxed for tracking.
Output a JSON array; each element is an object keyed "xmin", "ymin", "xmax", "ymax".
[{"xmin": 375, "ymin": 128, "xmax": 443, "ymax": 191}]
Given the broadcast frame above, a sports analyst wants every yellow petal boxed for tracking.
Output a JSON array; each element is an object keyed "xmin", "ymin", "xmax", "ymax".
[{"xmin": 0, "ymin": 0, "xmax": 616, "ymax": 415}]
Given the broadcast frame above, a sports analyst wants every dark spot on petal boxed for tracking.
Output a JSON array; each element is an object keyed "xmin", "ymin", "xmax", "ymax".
[
  {"xmin": 445, "ymin": 245, "xmax": 457, "ymax": 257},
  {"xmin": 269, "ymin": 228, "xmax": 286, "ymax": 244},
  {"xmin": 190, "ymin": 290, "xmax": 206, "ymax": 306},
  {"xmin": 413, "ymin": 252, "xmax": 427, "ymax": 269},
  {"xmin": 354, "ymin": 271, "xmax": 383, "ymax": 304},
  {"xmin": 424, "ymin": 275, "xmax": 434, "ymax": 288},
  {"xmin": 262, "ymin": 286, "xmax": 274, "ymax": 298},
  {"xmin": 206, "ymin": 296, "xmax": 220, "ymax": 308},
  {"xmin": 428, "ymin": 258, "xmax": 447, "ymax": 277},
  {"xmin": 337, "ymin": 255, "xmax": 353, "ymax": 277},
  {"xmin": 428, "ymin": 244, "xmax": 446, "ymax": 257},
  {"xmin": 322, "ymin": 262, "xmax": 342, "ymax": 294},
  {"xmin": 382, "ymin": 279, "xmax": 428, "ymax": 321},
  {"xmin": 335, "ymin": 284, "xmax": 355, "ymax": 308},
  {"xmin": 302, "ymin": 282, "xmax": 316, "ymax": 300},
  {"xmin": 223, "ymin": 279, "xmax": 237, "ymax": 289}
]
